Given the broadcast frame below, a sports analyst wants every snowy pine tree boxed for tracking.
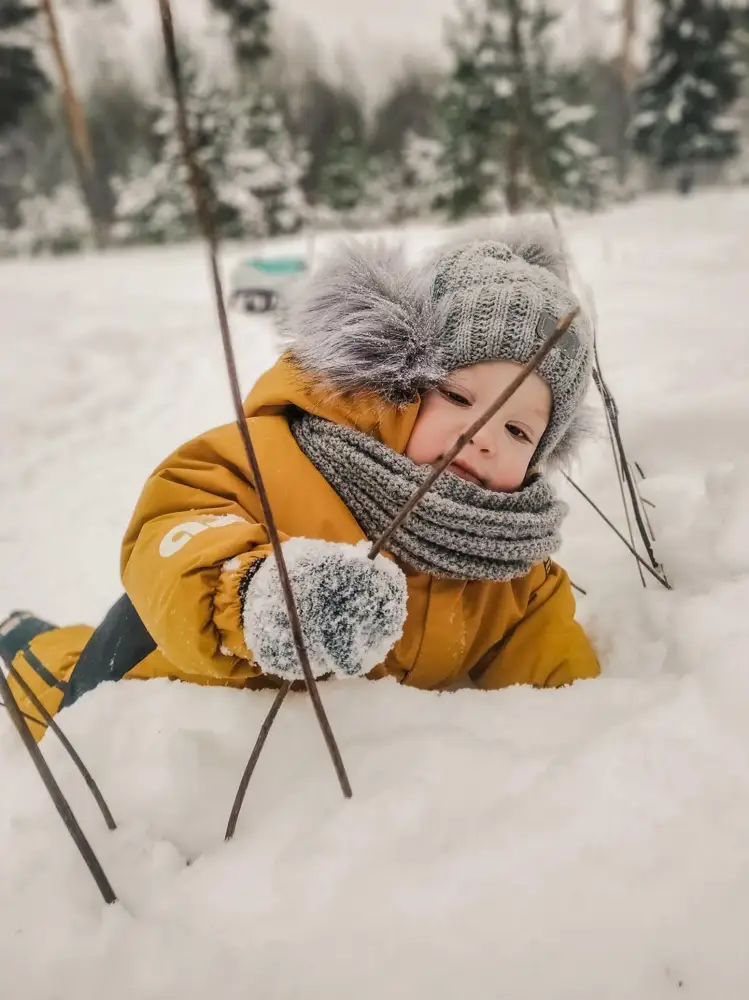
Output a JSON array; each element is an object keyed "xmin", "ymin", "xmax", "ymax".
[
  {"xmin": 437, "ymin": 0, "xmax": 518, "ymax": 218},
  {"xmin": 114, "ymin": 63, "xmax": 306, "ymax": 243},
  {"xmin": 317, "ymin": 124, "xmax": 367, "ymax": 220},
  {"xmin": 207, "ymin": 0, "xmax": 271, "ymax": 68},
  {"xmin": 14, "ymin": 182, "xmax": 91, "ymax": 255},
  {"xmin": 366, "ymin": 133, "xmax": 447, "ymax": 223},
  {"xmin": 234, "ymin": 88, "xmax": 308, "ymax": 235},
  {"xmin": 114, "ymin": 67, "xmax": 235, "ymax": 244},
  {"xmin": 210, "ymin": 0, "xmax": 308, "ymax": 233},
  {"xmin": 632, "ymin": 0, "xmax": 744, "ymax": 189},
  {"xmin": 437, "ymin": 0, "xmax": 610, "ymax": 218},
  {"xmin": 398, "ymin": 131, "xmax": 448, "ymax": 218},
  {"xmin": 356, "ymin": 134, "xmax": 448, "ymax": 225},
  {"xmin": 524, "ymin": 4, "xmax": 612, "ymax": 209},
  {"xmin": 0, "ymin": 0, "xmax": 48, "ymax": 134}
]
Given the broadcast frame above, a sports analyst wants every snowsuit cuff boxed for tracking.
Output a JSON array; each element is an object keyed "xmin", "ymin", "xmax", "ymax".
[{"xmin": 214, "ymin": 549, "xmax": 273, "ymax": 664}]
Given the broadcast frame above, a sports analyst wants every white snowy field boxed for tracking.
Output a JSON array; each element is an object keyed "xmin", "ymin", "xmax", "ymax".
[{"xmin": 2, "ymin": 191, "xmax": 749, "ymax": 999}]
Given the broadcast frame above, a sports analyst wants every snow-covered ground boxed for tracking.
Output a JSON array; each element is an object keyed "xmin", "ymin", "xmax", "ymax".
[{"xmin": 2, "ymin": 191, "xmax": 749, "ymax": 999}]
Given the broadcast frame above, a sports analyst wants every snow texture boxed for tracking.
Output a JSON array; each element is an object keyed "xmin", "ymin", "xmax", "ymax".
[
  {"xmin": 243, "ymin": 538, "xmax": 408, "ymax": 679},
  {"xmin": 2, "ymin": 192, "xmax": 749, "ymax": 998}
]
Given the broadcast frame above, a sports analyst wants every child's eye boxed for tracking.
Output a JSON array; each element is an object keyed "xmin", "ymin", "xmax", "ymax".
[
  {"xmin": 507, "ymin": 423, "xmax": 532, "ymax": 444},
  {"xmin": 439, "ymin": 387, "xmax": 471, "ymax": 406}
]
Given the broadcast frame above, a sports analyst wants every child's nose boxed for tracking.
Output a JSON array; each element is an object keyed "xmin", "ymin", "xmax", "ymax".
[{"xmin": 469, "ymin": 421, "xmax": 497, "ymax": 455}]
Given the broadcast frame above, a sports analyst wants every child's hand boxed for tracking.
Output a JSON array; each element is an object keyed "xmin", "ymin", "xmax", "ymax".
[{"xmin": 242, "ymin": 538, "xmax": 408, "ymax": 680}]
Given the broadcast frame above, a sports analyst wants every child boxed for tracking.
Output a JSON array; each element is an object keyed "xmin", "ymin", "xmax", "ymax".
[{"xmin": 1, "ymin": 221, "xmax": 599, "ymax": 741}]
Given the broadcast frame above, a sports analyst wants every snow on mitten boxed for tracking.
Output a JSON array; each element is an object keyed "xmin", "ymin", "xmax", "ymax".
[{"xmin": 242, "ymin": 537, "xmax": 408, "ymax": 680}]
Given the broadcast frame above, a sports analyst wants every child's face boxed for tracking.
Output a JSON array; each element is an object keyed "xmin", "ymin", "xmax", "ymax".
[{"xmin": 405, "ymin": 360, "xmax": 552, "ymax": 492}]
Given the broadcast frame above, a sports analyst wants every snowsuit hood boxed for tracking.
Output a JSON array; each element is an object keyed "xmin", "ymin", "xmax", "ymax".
[{"xmin": 245, "ymin": 352, "xmax": 422, "ymax": 454}]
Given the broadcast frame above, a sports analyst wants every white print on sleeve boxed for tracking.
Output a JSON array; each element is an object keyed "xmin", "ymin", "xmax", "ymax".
[{"xmin": 159, "ymin": 514, "xmax": 248, "ymax": 557}]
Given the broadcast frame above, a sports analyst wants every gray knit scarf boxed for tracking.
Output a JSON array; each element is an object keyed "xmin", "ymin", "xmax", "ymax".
[{"xmin": 291, "ymin": 412, "xmax": 567, "ymax": 581}]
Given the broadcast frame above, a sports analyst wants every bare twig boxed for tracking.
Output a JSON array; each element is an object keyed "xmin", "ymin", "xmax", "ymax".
[
  {"xmin": 593, "ymin": 344, "xmax": 664, "ymax": 576},
  {"xmin": 369, "ymin": 310, "xmax": 578, "ymax": 559},
  {"xmin": 599, "ymin": 373, "xmax": 646, "ymax": 588},
  {"xmin": 225, "ymin": 682, "xmax": 290, "ymax": 841},
  {"xmin": 561, "ymin": 474, "xmax": 671, "ymax": 590},
  {"xmin": 628, "ymin": 462, "xmax": 657, "ymax": 539},
  {"xmin": 609, "ymin": 410, "xmax": 660, "ymax": 570},
  {"xmin": 0, "ymin": 668, "xmax": 117, "ymax": 905},
  {"xmin": 156, "ymin": 0, "xmax": 351, "ymax": 801},
  {"xmin": 7, "ymin": 664, "xmax": 116, "ymax": 831}
]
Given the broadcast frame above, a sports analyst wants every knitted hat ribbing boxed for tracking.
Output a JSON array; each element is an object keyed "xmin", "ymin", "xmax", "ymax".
[{"xmin": 431, "ymin": 235, "xmax": 593, "ymax": 464}]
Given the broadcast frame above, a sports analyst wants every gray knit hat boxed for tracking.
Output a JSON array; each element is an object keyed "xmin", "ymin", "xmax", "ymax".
[{"xmin": 283, "ymin": 218, "xmax": 594, "ymax": 468}]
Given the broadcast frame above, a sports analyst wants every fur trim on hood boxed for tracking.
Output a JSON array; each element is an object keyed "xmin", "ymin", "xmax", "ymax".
[{"xmin": 279, "ymin": 240, "xmax": 450, "ymax": 404}]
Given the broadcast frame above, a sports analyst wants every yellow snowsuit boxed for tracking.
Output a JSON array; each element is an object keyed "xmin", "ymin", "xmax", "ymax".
[{"xmin": 6, "ymin": 356, "xmax": 599, "ymax": 740}]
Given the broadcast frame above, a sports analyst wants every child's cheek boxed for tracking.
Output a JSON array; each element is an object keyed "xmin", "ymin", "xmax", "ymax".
[
  {"xmin": 404, "ymin": 420, "xmax": 428, "ymax": 464},
  {"xmin": 405, "ymin": 408, "xmax": 439, "ymax": 465}
]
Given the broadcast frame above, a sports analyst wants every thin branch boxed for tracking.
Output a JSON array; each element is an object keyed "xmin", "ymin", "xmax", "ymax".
[
  {"xmin": 225, "ymin": 682, "xmax": 290, "ymax": 841},
  {"xmin": 628, "ymin": 462, "xmax": 657, "ymax": 539},
  {"xmin": 0, "ymin": 668, "xmax": 117, "ymax": 905},
  {"xmin": 561, "ymin": 473, "xmax": 671, "ymax": 590},
  {"xmin": 369, "ymin": 310, "xmax": 578, "ymax": 559},
  {"xmin": 593, "ymin": 345, "xmax": 664, "ymax": 576},
  {"xmin": 7, "ymin": 664, "xmax": 116, "ymax": 831},
  {"xmin": 592, "ymin": 360, "xmax": 651, "ymax": 578},
  {"xmin": 156, "ymin": 0, "xmax": 351, "ymax": 800},
  {"xmin": 609, "ymin": 411, "xmax": 661, "ymax": 570},
  {"xmin": 630, "ymin": 459, "xmax": 658, "ymax": 521},
  {"xmin": 598, "ymin": 364, "xmax": 646, "ymax": 588}
]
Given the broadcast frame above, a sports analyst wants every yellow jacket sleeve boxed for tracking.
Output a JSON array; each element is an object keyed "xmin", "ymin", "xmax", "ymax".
[
  {"xmin": 472, "ymin": 561, "xmax": 599, "ymax": 690},
  {"xmin": 121, "ymin": 421, "xmax": 287, "ymax": 681}
]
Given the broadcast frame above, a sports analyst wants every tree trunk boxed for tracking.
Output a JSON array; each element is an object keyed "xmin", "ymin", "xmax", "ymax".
[
  {"xmin": 616, "ymin": 0, "xmax": 637, "ymax": 186},
  {"xmin": 505, "ymin": 0, "xmax": 525, "ymax": 213},
  {"xmin": 39, "ymin": 0, "xmax": 108, "ymax": 248}
]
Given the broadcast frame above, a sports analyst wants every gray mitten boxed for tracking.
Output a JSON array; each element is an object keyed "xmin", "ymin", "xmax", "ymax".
[{"xmin": 242, "ymin": 537, "xmax": 408, "ymax": 679}]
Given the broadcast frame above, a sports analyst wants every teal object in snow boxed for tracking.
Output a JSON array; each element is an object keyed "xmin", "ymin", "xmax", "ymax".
[
  {"xmin": 229, "ymin": 253, "xmax": 308, "ymax": 313},
  {"xmin": 244, "ymin": 256, "xmax": 307, "ymax": 275}
]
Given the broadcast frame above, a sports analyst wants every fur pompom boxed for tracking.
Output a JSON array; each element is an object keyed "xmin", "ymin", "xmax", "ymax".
[{"xmin": 281, "ymin": 240, "xmax": 448, "ymax": 404}]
